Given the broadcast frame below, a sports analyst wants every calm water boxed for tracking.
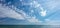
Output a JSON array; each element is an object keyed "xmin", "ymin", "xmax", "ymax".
[{"xmin": 0, "ymin": 25, "xmax": 60, "ymax": 28}]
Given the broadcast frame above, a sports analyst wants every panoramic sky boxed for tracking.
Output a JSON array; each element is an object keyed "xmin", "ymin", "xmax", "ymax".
[{"xmin": 0, "ymin": 0, "xmax": 60, "ymax": 25}]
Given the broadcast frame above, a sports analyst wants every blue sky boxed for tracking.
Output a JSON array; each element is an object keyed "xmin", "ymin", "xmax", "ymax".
[{"xmin": 0, "ymin": 0, "xmax": 60, "ymax": 25}]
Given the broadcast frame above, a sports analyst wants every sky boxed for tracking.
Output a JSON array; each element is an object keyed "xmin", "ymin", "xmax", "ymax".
[{"xmin": 0, "ymin": 0, "xmax": 60, "ymax": 25}]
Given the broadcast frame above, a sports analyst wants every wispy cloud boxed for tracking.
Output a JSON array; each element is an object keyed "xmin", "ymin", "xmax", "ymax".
[
  {"xmin": 46, "ymin": 20, "xmax": 60, "ymax": 25},
  {"xmin": 0, "ymin": 4, "xmax": 42, "ymax": 24},
  {"xmin": 44, "ymin": 0, "xmax": 60, "ymax": 10},
  {"xmin": 0, "ymin": 0, "xmax": 60, "ymax": 25},
  {"xmin": 26, "ymin": 16, "xmax": 42, "ymax": 24},
  {"xmin": 0, "ymin": 4, "xmax": 25, "ymax": 20}
]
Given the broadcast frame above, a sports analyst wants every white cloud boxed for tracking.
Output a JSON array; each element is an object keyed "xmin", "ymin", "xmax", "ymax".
[
  {"xmin": 44, "ymin": 19, "xmax": 60, "ymax": 25},
  {"xmin": 0, "ymin": 4, "xmax": 25, "ymax": 20},
  {"xmin": 0, "ymin": 4, "xmax": 42, "ymax": 24},
  {"xmin": 47, "ymin": 20, "xmax": 60, "ymax": 25},
  {"xmin": 26, "ymin": 16, "xmax": 42, "ymax": 24},
  {"xmin": 30, "ymin": 1, "xmax": 40, "ymax": 8},
  {"xmin": 44, "ymin": 0, "xmax": 60, "ymax": 10},
  {"xmin": 40, "ymin": 10, "xmax": 47, "ymax": 16}
]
